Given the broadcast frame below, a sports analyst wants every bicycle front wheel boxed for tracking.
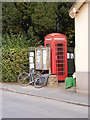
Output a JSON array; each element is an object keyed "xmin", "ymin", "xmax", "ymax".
[
  {"xmin": 34, "ymin": 75, "xmax": 48, "ymax": 88},
  {"xmin": 17, "ymin": 72, "xmax": 30, "ymax": 86}
]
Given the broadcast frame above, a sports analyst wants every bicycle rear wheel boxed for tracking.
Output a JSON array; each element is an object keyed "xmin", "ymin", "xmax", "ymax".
[
  {"xmin": 34, "ymin": 75, "xmax": 48, "ymax": 88},
  {"xmin": 18, "ymin": 72, "xmax": 31, "ymax": 86}
]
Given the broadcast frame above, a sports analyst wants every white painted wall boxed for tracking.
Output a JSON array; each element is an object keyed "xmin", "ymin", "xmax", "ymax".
[
  {"xmin": 75, "ymin": 3, "xmax": 88, "ymax": 72},
  {"xmin": 89, "ymin": 2, "xmax": 90, "ymax": 72},
  {"xmin": 75, "ymin": 3, "xmax": 89, "ymax": 94}
]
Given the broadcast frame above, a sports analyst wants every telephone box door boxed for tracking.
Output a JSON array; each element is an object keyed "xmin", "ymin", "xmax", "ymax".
[{"xmin": 55, "ymin": 43, "xmax": 66, "ymax": 80}]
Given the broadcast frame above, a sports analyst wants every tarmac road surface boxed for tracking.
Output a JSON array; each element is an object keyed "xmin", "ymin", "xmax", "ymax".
[{"xmin": 1, "ymin": 90, "xmax": 88, "ymax": 118}]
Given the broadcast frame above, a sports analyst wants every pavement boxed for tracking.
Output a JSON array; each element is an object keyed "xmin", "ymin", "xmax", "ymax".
[{"xmin": 0, "ymin": 82, "xmax": 89, "ymax": 107}]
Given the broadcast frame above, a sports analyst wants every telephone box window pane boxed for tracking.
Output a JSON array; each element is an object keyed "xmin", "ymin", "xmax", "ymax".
[
  {"xmin": 57, "ymin": 48, "xmax": 63, "ymax": 51},
  {"xmin": 46, "ymin": 44, "xmax": 50, "ymax": 47}
]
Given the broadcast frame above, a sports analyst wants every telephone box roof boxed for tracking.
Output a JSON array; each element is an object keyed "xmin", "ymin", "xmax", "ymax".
[{"xmin": 45, "ymin": 33, "xmax": 66, "ymax": 38}]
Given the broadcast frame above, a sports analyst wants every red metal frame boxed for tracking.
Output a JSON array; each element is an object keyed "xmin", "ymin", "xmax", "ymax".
[{"xmin": 44, "ymin": 33, "xmax": 67, "ymax": 81}]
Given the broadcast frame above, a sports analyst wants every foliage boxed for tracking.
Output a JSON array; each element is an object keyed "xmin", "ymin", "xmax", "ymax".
[
  {"xmin": 2, "ymin": 3, "xmax": 24, "ymax": 35},
  {"xmin": 2, "ymin": 34, "xmax": 27, "ymax": 51},
  {"xmin": 57, "ymin": 3, "xmax": 75, "ymax": 46},
  {"xmin": 2, "ymin": 2, "xmax": 74, "ymax": 47},
  {"xmin": 2, "ymin": 48, "xmax": 29, "ymax": 82},
  {"xmin": 2, "ymin": 31, "xmax": 41, "ymax": 83},
  {"xmin": 2, "ymin": 3, "xmax": 75, "ymax": 82},
  {"xmin": 2, "ymin": 33, "xmax": 41, "ymax": 51}
]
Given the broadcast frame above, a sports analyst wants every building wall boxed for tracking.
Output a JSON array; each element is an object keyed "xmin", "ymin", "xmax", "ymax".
[
  {"xmin": 88, "ymin": 2, "xmax": 90, "ymax": 95},
  {"xmin": 75, "ymin": 3, "xmax": 88, "ymax": 93}
]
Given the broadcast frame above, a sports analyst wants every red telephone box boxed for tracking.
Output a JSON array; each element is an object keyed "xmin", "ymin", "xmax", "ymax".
[{"xmin": 44, "ymin": 33, "xmax": 67, "ymax": 81}]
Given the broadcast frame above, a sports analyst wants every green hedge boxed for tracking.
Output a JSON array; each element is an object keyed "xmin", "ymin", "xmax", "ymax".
[{"xmin": 2, "ymin": 48, "xmax": 29, "ymax": 82}]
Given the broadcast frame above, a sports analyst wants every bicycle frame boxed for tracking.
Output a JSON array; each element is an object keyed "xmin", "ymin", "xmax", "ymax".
[
  {"xmin": 18, "ymin": 68, "xmax": 48, "ymax": 88},
  {"xmin": 29, "ymin": 73, "xmax": 34, "ymax": 84}
]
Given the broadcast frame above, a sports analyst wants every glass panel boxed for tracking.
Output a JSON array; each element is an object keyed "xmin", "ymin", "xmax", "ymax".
[
  {"xmin": 46, "ymin": 44, "xmax": 50, "ymax": 47},
  {"xmin": 36, "ymin": 49, "xmax": 41, "ymax": 69},
  {"xmin": 42, "ymin": 49, "xmax": 47, "ymax": 69}
]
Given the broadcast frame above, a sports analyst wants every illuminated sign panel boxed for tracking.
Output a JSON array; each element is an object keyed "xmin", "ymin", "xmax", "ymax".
[{"xmin": 54, "ymin": 38, "xmax": 65, "ymax": 41}]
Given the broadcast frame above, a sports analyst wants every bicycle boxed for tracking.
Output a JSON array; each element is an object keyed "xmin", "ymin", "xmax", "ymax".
[
  {"xmin": 34, "ymin": 70, "xmax": 49, "ymax": 88},
  {"xmin": 17, "ymin": 68, "xmax": 48, "ymax": 88}
]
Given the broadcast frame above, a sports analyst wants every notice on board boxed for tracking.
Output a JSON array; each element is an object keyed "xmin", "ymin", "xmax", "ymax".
[
  {"xmin": 43, "ymin": 49, "xmax": 47, "ymax": 69},
  {"xmin": 30, "ymin": 63, "xmax": 34, "ymax": 69},
  {"xmin": 67, "ymin": 53, "xmax": 70, "ymax": 59},
  {"xmin": 29, "ymin": 57, "xmax": 33, "ymax": 63},
  {"xmin": 71, "ymin": 53, "xmax": 74, "ymax": 59},
  {"xmin": 36, "ymin": 49, "xmax": 41, "ymax": 69},
  {"xmin": 30, "ymin": 52, "xmax": 34, "ymax": 57}
]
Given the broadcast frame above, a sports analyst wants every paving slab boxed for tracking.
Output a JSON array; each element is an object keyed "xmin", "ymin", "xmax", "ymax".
[{"xmin": 0, "ymin": 82, "xmax": 89, "ymax": 106}]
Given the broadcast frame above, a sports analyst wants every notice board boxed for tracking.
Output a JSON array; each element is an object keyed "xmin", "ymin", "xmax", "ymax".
[{"xmin": 35, "ymin": 47, "xmax": 51, "ymax": 71}]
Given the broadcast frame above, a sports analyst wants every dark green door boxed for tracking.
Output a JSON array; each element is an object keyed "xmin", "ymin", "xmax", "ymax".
[{"xmin": 67, "ymin": 47, "xmax": 75, "ymax": 77}]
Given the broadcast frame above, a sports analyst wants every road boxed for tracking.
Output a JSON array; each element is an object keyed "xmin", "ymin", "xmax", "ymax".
[{"xmin": 1, "ymin": 90, "xmax": 88, "ymax": 118}]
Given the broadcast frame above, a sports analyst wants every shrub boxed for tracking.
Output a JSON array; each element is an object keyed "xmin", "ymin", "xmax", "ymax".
[
  {"xmin": 2, "ymin": 34, "xmax": 29, "ymax": 51},
  {"xmin": 2, "ymin": 48, "xmax": 29, "ymax": 82}
]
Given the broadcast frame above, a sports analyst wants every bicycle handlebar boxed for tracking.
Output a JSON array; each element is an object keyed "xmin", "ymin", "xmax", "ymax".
[{"xmin": 41, "ymin": 70, "xmax": 45, "ymax": 74}]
